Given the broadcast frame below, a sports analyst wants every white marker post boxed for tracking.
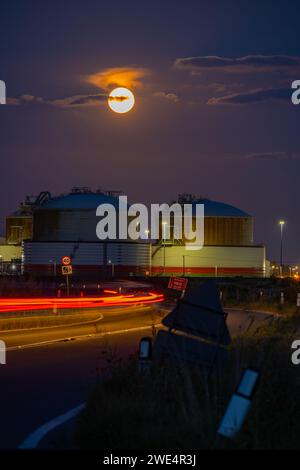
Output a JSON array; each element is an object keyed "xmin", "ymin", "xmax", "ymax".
[
  {"xmin": 280, "ymin": 292, "xmax": 284, "ymax": 306},
  {"xmin": 260, "ymin": 290, "xmax": 263, "ymax": 300},
  {"xmin": 0, "ymin": 80, "xmax": 6, "ymax": 105},
  {"xmin": 138, "ymin": 337, "xmax": 152, "ymax": 375},
  {"xmin": 0, "ymin": 340, "xmax": 6, "ymax": 365},
  {"xmin": 217, "ymin": 368, "xmax": 260, "ymax": 440}
]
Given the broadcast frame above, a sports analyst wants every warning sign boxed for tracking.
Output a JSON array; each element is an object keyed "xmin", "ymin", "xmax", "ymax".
[
  {"xmin": 62, "ymin": 265, "xmax": 72, "ymax": 275},
  {"xmin": 168, "ymin": 277, "xmax": 188, "ymax": 292}
]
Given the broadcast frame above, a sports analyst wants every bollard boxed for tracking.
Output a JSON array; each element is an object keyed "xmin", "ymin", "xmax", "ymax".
[
  {"xmin": 217, "ymin": 368, "xmax": 260, "ymax": 440},
  {"xmin": 259, "ymin": 290, "xmax": 263, "ymax": 300},
  {"xmin": 297, "ymin": 293, "xmax": 300, "ymax": 312},
  {"xmin": 280, "ymin": 292, "xmax": 284, "ymax": 306},
  {"xmin": 0, "ymin": 340, "xmax": 6, "ymax": 365},
  {"xmin": 138, "ymin": 337, "xmax": 152, "ymax": 375}
]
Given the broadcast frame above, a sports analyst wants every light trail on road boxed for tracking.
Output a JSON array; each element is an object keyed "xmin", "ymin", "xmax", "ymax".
[{"xmin": 0, "ymin": 292, "xmax": 164, "ymax": 313}]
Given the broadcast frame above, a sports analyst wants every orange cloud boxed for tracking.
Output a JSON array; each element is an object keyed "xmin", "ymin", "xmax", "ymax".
[{"xmin": 86, "ymin": 67, "xmax": 149, "ymax": 91}]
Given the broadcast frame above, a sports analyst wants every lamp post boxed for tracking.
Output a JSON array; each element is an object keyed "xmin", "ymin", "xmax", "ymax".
[
  {"xmin": 49, "ymin": 260, "xmax": 57, "ymax": 276},
  {"xmin": 162, "ymin": 221, "xmax": 167, "ymax": 275},
  {"xmin": 108, "ymin": 259, "xmax": 114, "ymax": 278},
  {"xmin": 279, "ymin": 220, "xmax": 285, "ymax": 277}
]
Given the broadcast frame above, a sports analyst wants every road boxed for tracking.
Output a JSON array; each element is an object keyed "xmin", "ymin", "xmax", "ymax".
[{"xmin": 0, "ymin": 305, "xmax": 273, "ymax": 449}]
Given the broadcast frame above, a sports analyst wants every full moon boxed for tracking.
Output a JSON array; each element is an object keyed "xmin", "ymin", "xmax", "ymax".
[{"xmin": 108, "ymin": 87, "xmax": 135, "ymax": 114}]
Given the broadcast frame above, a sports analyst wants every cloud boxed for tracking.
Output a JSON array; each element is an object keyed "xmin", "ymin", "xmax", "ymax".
[
  {"xmin": 7, "ymin": 65, "xmax": 150, "ymax": 109},
  {"xmin": 51, "ymin": 93, "xmax": 106, "ymax": 108},
  {"xmin": 86, "ymin": 67, "xmax": 149, "ymax": 90},
  {"xmin": 7, "ymin": 93, "xmax": 107, "ymax": 108},
  {"xmin": 153, "ymin": 91, "xmax": 179, "ymax": 102},
  {"xmin": 243, "ymin": 152, "xmax": 300, "ymax": 162},
  {"xmin": 7, "ymin": 94, "xmax": 45, "ymax": 105},
  {"xmin": 207, "ymin": 87, "xmax": 291, "ymax": 105},
  {"xmin": 108, "ymin": 94, "xmax": 129, "ymax": 102},
  {"xmin": 174, "ymin": 55, "xmax": 300, "ymax": 73}
]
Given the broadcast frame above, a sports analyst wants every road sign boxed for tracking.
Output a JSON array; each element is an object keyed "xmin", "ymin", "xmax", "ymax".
[
  {"xmin": 62, "ymin": 265, "xmax": 72, "ymax": 275},
  {"xmin": 155, "ymin": 330, "xmax": 227, "ymax": 368},
  {"xmin": 155, "ymin": 281, "xmax": 231, "ymax": 369},
  {"xmin": 163, "ymin": 280, "xmax": 231, "ymax": 345},
  {"xmin": 61, "ymin": 256, "xmax": 71, "ymax": 266},
  {"xmin": 168, "ymin": 277, "xmax": 188, "ymax": 292}
]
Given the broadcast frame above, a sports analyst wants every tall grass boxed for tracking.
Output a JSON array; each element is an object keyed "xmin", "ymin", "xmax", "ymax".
[
  {"xmin": 0, "ymin": 308, "xmax": 101, "ymax": 331},
  {"xmin": 74, "ymin": 315, "xmax": 300, "ymax": 450}
]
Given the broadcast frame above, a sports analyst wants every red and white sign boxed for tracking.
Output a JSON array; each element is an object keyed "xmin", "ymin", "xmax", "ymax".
[
  {"xmin": 61, "ymin": 256, "xmax": 71, "ymax": 266},
  {"xmin": 168, "ymin": 277, "xmax": 188, "ymax": 292}
]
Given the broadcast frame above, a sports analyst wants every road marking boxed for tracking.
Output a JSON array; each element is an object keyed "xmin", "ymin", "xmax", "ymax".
[
  {"xmin": 19, "ymin": 403, "xmax": 85, "ymax": 449},
  {"xmin": 0, "ymin": 305, "xmax": 148, "ymax": 334},
  {"xmin": 6, "ymin": 323, "xmax": 162, "ymax": 351}
]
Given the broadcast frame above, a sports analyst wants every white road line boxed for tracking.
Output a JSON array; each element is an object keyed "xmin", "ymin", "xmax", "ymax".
[
  {"xmin": 6, "ymin": 323, "xmax": 162, "ymax": 351},
  {"xmin": 0, "ymin": 305, "xmax": 149, "ymax": 334},
  {"xmin": 19, "ymin": 403, "xmax": 85, "ymax": 449}
]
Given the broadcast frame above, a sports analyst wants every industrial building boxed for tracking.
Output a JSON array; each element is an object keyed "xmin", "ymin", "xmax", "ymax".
[
  {"xmin": 3, "ymin": 188, "xmax": 269, "ymax": 278},
  {"xmin": 151, "ymin": 195, "xmax": 268, "ymax": 277},
  {"xmin": 23, "ymin": 188, "xmax": 151, "ymax": 277}
]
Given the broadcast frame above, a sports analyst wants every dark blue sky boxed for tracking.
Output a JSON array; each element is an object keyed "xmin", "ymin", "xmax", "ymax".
[{"xmin": 1, "ymin": 0, "xmax": 300, "ymax": 263}]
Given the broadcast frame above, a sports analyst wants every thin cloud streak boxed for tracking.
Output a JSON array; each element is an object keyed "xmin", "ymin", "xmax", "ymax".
[
  {"xmin": 7, "ymin": 93, "xmax": 107, "ymax": 108},
  {"xmin": 243, "ymin": 152, "xmax": 300, "ymax": 161},
  {"xmin": 207, "ymin": 87, "xmax": 291, "ymax": 105},
  {"xmin": 174, "ymin": 55, "xmax": 300, "ymax": 73}
]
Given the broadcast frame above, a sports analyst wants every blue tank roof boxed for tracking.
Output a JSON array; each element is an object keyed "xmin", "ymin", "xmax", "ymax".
[
  {"xmin": 193, "ymin": 199, "xmax": 251, "ymax": 217},
  {"xmin": 37, "ymin": 193, "xmax": 250, "ymax": 218},
  {"xmin": 37, "ymin": 193, "xmax": 122, "ymax": 210}
]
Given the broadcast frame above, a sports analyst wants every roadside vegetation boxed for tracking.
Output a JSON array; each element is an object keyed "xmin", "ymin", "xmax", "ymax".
[
  {"xmin": 74, "ymin": 314, "xmax": 300, "ymax": 450},
  {"xmin": 0, "ymin": 308, "xmax": 102, "ymax": 331}
]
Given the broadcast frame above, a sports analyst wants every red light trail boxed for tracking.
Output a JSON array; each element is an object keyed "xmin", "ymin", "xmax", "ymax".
[{"xmin": 0, "ymin": 292, "xmax": 164, "ymax": 314}]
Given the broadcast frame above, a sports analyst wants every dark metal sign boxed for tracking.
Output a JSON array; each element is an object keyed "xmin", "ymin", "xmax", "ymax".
[{"xmin": 154, "ymin": 280, "xmax": 231, "ymax": 369}]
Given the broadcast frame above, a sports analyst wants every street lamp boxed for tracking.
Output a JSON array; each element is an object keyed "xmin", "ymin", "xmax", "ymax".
[
  {"xmin": 107, "ymin": 259, "xmax": 114, "ymax": 278},
  {"xmin": 49, "ymin": 259, "xmax": 57, "ymax": 276},
  {"xmin": 162, "ymin": 221, "xmax": 167, "ymax": 275},
  {"xmin": 279, "ymin": 220, "xmax": 285, "ymax": 277}
]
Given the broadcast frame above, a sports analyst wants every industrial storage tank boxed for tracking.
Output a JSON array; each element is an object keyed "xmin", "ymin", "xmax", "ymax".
[
  {"xmin": 161, "ymin": 196, "xmax": 254, "ymax": 247},
  {"xmin": 199, "ymin": 199, "xmax": 253, "ymax": 246},
  {"xmin": 151, "ymin": 195, "xmax": 267, "ymax": 278},
  {"xmin": 24, "ymin": 188, "xmax": 151, "ymax": 277},
  {"xmin": 33, "ymin": 189, "xmax": 121, "ymax": 242}
]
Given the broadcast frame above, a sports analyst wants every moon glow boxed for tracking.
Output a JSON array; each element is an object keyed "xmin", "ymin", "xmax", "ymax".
[{"xmin": 108, "ymin": 87, "xmax": 135, "ymax": 114}]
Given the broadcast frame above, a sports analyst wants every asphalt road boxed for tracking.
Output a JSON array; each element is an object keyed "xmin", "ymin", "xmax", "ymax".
[
  {"xmin": 0, "ymin": 305, "xmax": 274, "ymax": 449},
  {"xmin": 0, "ymin": 305, "xmax": 163, "ymax": 349}
]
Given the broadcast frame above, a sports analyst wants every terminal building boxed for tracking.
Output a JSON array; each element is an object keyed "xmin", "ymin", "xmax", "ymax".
[
  {"xmin": 151, "ymin": 195, "xmax": 268, "ymax": 277},
  {"xmin": 2, "ymin": 188, "xmax": 269, "ymax": 278}
]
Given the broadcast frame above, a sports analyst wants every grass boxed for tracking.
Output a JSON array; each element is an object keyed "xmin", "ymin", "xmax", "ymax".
[
  {"xmin": 74, "ymin": 314, "xmax": 300, "ymax": 450},
  {"xmin": 224, "ymin": 299, "xmax": 299, "ymax": 316},
  {"xmin": 0, "ymin": 308, "xmax": 101, "ymax": 331}
]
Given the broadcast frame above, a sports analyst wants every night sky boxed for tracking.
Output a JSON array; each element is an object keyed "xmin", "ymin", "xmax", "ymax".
[{"xmin": 1, "ymin": 0, "xmax": 300, "ymax": 263}]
